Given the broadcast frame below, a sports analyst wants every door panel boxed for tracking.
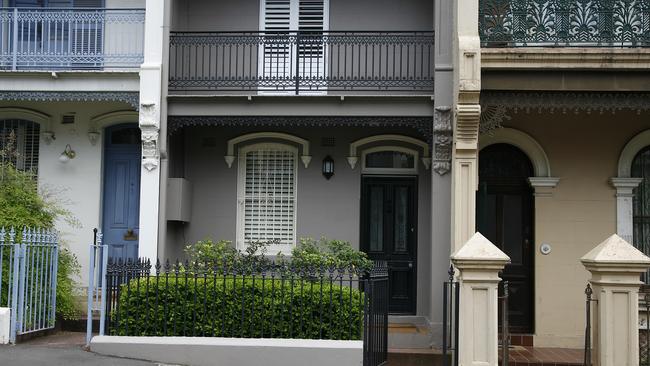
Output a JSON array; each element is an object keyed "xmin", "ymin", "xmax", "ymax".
[
  {"xmin": 361, "ymin": 176, "xmax": 417, "ymax": 314},
  {"xmin": 477, "ymin": 143, "xmax": 535, "ymax": 333},
  {"xmin": 102, "ymin": 124, "xmax": 141, "ymax": 263}
]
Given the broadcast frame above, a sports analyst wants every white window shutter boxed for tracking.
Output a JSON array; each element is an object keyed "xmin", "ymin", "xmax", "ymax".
[
  {"xmin": 298, "ymin": 0, "xmax": 326, "ymax": 32},
  {"xmin": 259, "ymin": 0, "xmax": 328, "ymax": 92},
  {"xmin": 238, "ymin": 144, "xmax": 297, "ymax": 253}
]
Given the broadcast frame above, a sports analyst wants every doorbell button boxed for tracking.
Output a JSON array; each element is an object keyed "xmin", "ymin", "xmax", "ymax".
[{"xmin": 540, "ymin": 243, "xmax": 552, "ymax": 255}]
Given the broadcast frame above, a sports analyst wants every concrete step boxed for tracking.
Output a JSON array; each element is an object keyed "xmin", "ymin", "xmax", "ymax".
[{"xmin": 388, "ymin": 323, "xmax": 433, "ymax": 349}]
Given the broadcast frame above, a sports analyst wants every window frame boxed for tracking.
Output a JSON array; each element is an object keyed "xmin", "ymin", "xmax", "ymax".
[
  {"xmin": 236, "ymin": 142, "xmax": 299, "ymax": 253},
  {"xmin": 361, "ymin": 145, "xmax": 419, "ymax": 175}
]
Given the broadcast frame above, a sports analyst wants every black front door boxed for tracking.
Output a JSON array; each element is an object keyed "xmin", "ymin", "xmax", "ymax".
[
  {"xmin": 477, "ymin": 143, "xmax": 535, "ymax": 333},
  {"xmin": 361, "ymin": 176, "xmax": 417, "ymax": 314}
]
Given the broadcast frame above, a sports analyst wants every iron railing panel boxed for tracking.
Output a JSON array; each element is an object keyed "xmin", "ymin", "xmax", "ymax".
[
  {"xmin": 0, "ymin": 227, "xmax": 59, "ymax": 343},
  {"xmin": 169, "ymin": 31, "xmax": 434, "ymax": 93},
  {"xmin": 479, "ymin": 0, "xmax": 650, "ymax": 47},
  {"xmin": 0, "ymin": 7, "xmax": 145, "ymax": 70}
]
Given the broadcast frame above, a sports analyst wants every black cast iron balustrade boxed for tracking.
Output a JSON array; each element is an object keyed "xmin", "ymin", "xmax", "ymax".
[
  {"xmin": 169, "ymin": 31, "xmax": 434, "ymax": 94},
  {"xmin": 479, "ymin": 0, "xmax": 650, "ymax": 47},
  {"xmin": 103, "ymin": 257, "xmax": 389, "ymax": 366}
]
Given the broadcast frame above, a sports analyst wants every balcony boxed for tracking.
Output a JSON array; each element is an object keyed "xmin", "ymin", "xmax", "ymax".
[
  {"xmin": 168, "ymin": 31, "xmax": 434, "ymax": 95},
  {"xmin": 479, "ymin": 0, "xmax": 650, "ymax": 47},
  {"xmin": 0, "ymin": 7, "xmax": 145, "ymax": 71}
]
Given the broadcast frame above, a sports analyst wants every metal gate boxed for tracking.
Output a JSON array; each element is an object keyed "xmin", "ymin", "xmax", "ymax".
[{"xmin": 0, "ymin": 227, "xmax": 59, "ymax": 343}]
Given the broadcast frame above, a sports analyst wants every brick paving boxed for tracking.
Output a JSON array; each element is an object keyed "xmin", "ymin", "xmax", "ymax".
[{"xmin": 500, "ymin": 346, "xmax": 584, "ymax": 366}]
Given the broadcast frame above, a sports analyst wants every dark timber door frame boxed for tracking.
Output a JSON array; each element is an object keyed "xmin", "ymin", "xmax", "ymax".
[
  {"xmin": 361, "ymin": 176, "xmax": 418, "ymax": 315},
  {"xmin": 477, "ymin": 143, "xmax": 535, "ymax": 334}
]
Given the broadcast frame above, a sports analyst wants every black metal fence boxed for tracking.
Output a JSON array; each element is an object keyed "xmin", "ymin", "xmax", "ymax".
[
  {"xmin": 641, "ymin": 286, "xmax": 650, "ymax": 366},
  {"xmin": 169, "ymin": 31, "xmax": 434, "ymax": 94},
  {"xmin": 499, "ymin": 281, "xmax": 510, "ymax": 366},
  {"xmin": 442, "ymin": 265, "xmax": 460, "ymax": 366},
  {"xmin": 103, "ymin": 257, "xmax": 388, "ymax": 366}
]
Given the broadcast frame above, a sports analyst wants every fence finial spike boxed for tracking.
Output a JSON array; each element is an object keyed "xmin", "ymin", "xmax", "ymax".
[{"xmin": 448, "ymin": 264, "xmax": 455, "ymax": 282}]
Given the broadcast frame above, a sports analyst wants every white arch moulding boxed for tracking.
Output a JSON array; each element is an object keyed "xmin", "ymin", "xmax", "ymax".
[
  {"xmin": 0, "ymin": 107, "xmax": 53, "ymax": 144},
  {"xmin": 225, "ymin": 132, "xmax": 312, "ymax": 168},
  {"xmin": 89, "ymin": 111, "xmax": 140, "ymax": 146},
  {"xmin": 611, "ymin": 129, "xmax": 650, "ymax": 243},
  {"xmin": 348, "ymin": 134, "xmax": 431, "ymax": 170},
  {"xmin": 479, "ymin": 127, "xmax": 553, "ymax": 178}
]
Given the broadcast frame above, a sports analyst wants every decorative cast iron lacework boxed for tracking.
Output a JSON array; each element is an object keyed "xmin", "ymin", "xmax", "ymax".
[
  {"xmin": 0, "ymin": 7, "xmax": 145, "ymax": 70},
  {"xmin": 169, "ymin": 31, "xmax": 434, "ymax": 93},
  {"xmin": 479, "ymin": 0, "xmax": 650, "ymax": 47},
  {"xmin": 167, "ymin": 116, "xmax": 434, "ymax": 144}
]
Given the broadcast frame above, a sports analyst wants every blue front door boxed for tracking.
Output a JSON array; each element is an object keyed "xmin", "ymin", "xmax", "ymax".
[{"xmin": 102, "ymin": 124, "xmax": 141, "ymax": 262}]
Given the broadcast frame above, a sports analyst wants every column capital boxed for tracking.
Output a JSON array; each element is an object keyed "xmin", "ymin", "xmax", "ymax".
[
  {"xmin": 610, "ymin": 177, "xmax": 644, "ymax": 196},
  {"xmin": 528, "ymin": 177, "xmax": 560, "ymax": 197}
]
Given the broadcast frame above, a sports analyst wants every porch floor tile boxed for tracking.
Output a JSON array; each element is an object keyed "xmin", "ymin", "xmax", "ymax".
[{"xmin": 500, "ymin": 346, "xmax": 584, "ymax": 366}]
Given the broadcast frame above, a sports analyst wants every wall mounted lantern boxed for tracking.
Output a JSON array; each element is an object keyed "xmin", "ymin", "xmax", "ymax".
[
  {"xmin": 59, "ymin": 144, "xmax": 76, "ymax": 163},
  {"xmin": 322, "ymin": 155, "xmax": 334, "ymax": 180}
]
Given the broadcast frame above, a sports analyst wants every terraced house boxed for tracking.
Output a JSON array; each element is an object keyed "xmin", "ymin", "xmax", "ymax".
[{"xmin": 2, "ymin": 0, "xmax": 649, "ymax": 365}]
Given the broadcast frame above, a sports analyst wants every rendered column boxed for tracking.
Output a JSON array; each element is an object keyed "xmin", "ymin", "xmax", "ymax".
[
  {"xmin": 137, "ymin": 0, "xmax": 168, "ymax": 262},
  {"xmin": 451, "ymin": 0, "xmax": 482, "ymax": 251},
  {"xmin": 581, "ymin": 234, "xmax": 650, "ymax": 366},
  {"xmin": 451, "ymin": 232, "xmax": 510, "ymax": 366},
  {"xmin": 610, "ymin": 178, "xmax": 643, "ymax": 243}
]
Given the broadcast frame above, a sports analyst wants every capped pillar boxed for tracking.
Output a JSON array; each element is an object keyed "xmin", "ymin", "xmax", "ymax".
[
  {"xmin": 581, "ymin": 234, "xmax": 650, "ymax": 366},
  {"xmin": 451, "ymin": 232, "xmax": 510, "ymax": 366}
]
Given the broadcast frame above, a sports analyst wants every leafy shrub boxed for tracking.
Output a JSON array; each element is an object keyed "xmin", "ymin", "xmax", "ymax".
[
  {"xmin": 112, "ymin": 277, "xmax": 364, "ymax": 340},
  {"xmin": 184, "ymin": 237, "xmax": 372, "ymax": 273},
  {"xmin": 183, "ymin": 239, "xmax": 271, "ymax": 270},
  {"xmin": 290, "ymin": 237, "xmax": 373, "ymax": 272},
  {"xmin": 0, "ymin": 162, "xmax": 81, "ymax": 320}
]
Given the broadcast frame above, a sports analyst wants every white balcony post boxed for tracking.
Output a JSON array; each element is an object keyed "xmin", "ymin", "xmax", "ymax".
[
  {"xmin": 451, "ymin": 232, "xmax": 510, "ymax": 366},
  {"xmin": 12, "ymin": 8, "xmax": 18, "ymax": 71},
  {"xmin": 581, "ymin": 234, "xmax": 650, "ymax": 366},
  {"xmin": 137, "ymin": 0, "xmax": 168, "ymax": 263}
]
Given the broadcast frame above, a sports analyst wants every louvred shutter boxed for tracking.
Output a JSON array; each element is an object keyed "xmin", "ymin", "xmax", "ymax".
[{"xmin": 240, "ymin": 146, "xmax": 297, "ymax": 252}]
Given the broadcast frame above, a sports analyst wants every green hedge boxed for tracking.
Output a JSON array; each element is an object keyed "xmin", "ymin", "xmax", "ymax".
[{"xmin": 112, "ymin": 277, "xmax": 365, "ymax": 340}]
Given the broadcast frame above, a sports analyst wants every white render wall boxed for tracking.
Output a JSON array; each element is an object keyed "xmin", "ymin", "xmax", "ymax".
[{"xmin": 0, "ymin": 101, "xmax": 138, "ymax": 286}]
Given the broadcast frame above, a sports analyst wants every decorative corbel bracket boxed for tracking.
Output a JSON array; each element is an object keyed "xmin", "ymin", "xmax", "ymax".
[
  {"xmin": 347, "ymin": 157, "xmax": 358, "ymax": 169},
  {"xmin": 42, "ymin": 131, "xmax": 55, "ymax": 145},
  {"xmin": 224, "ymin": 155, "xmax": 235, "ymax": 168},
  {"xmin": 139, "ymin": 102, "xmax": 160, "ymax": 171},
  {"xmin": 88, "ymin": 131, "xmax": 100, "ymax": 146},
  {"xmin": 433, "ymin": 106, "xmax": 452, "ymax": 175},
  {"xmin": 301, "ymin": 155, "xmax": 312, "ymax": 168}
]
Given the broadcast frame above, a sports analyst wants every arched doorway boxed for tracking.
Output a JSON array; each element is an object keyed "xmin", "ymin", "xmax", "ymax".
[
  {"xmin": 633, "ymin": 146, "xmax": 650, "ymax": 281},
  {"xmin": 102, "ymin": 124, "xmax": 141, "ymax": 262},
  {"xmin": 477, "ymin": 143, "xmax": 535, "ymax": 333}
]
